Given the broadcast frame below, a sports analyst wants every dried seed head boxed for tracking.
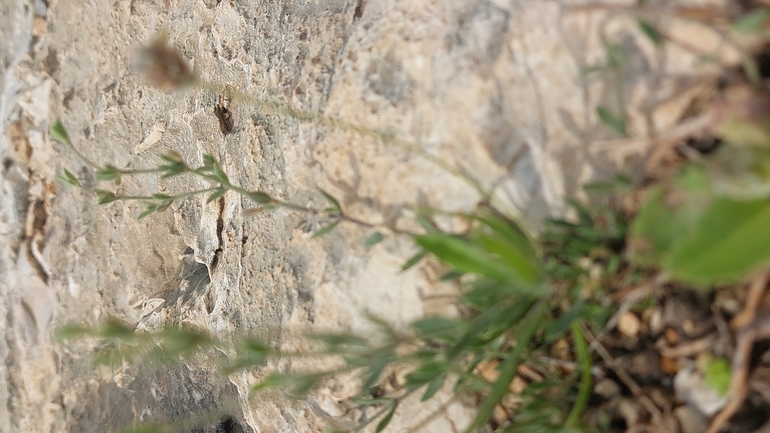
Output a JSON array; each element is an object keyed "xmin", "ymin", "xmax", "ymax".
[{"xmin": 135, "ymin": 34, "xmax": 198, "ymax": 92}]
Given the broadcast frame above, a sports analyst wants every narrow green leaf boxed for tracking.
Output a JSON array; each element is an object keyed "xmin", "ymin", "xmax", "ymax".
[
  {"xmin": 207, "ymin": 188, "xmax": 227, "ymax": 203},
  {"xmin": 290, "ymin": 373, "xmax": 325, "ymax": 397},
  {"xmin": 152, "ymin": 193, "xmax": 172, "ymax": 200},
  {"xmin": 465, "ymin": 304, "xmax": 544, "ymax": 432},
  {"xmin": 247, "ymin": 191, "xmax": 272, "ymax": 204},
  {"xmin": 375, "ymin": 403, "xmax": 398, "ymax": 433},
  {"xmin": 406, "ymin": 362, "xmax": 445, "ymax": 387},
  {"xmin": 362, "ymin": 356, "xmax": 390, "ymax": 391},
  {"xmin": 311, "ymin": 333, "xmax": 368, "ymax": 348},
  {"xmin": 545, "ymin": 300, "xmax": 585, "ymax": 343},
  {"xmin": 99, "ymin": 319, "xmax": 135, "ymax": 340},
  {"xmin": 54, "ymin": 325, "xmax": 90, "ymax": 340},
  {"xmin": 96, "ymin": 189, "xmax": 119, "ymax": 204},
  {"xmin": 415, "ymin": 234, "xmax": 521, "ymax": 283},
  {"xmin": 439, "ymin": 270, "xmax": 465, "ymax": 281},
  {"xmin": 411, "ymin": 317, "xmax": 460, "ymax": 337},
  {"xmin": 312, "ymin": 221, "xmax": 339, "ymax": 238},
  {"xmin": 597, "ymin": 106, "xmax": 627, "ymax": 136},
  {"xmin": 421, "ymin": 373, "xmax": 446, "ymax": 401},
  {"xmin": 637, "ymin": 19, "xmax": 664, "ymax": 46},
  {"xmin": 120, "ymin": 425, "xmax": 164, "ymax": 433},
  {"xmin": 63, "ymin": 169, "xmax": 80, "ymax": 186},
  {"xmin": 401, "ymin": 250, "xmax": 427, "ymax": 271},
  {"xmin": 565, "ymin": 323, "xmax": 592, "ymax": 427},
  {"xmin": 202, "ymin": 154, "xmax": 217, "ymax": 168},
  {"xmin": 365, "ymin": 231, "xmax": 385, "ymax": 247},
  {"xmin": 603, "ymin": 41, "xmax": 625, "ymax": 69},
  {"xmin": 138, "ymin": 204, "xmax": 157, "ymax": 219},
  {"xmin": 49, "ymin": 118, "xmax": 71, "ymax": 144},
  {"xmin": 251, "ymin": 373, "xmax": 290, "ymax": 393},
  {"xmin": 319, "ymin": 189, "xmax": 341, "ymax": 212},
  {"xmin": 733, "ymin": 8, "xmax": 769, "ymax": 33},
  {"xmin": 96, "ymin": 165, "xmax": 121, "ymax": 181}
]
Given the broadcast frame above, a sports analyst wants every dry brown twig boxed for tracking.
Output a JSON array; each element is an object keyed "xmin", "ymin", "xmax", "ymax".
[
  {"xmin": 581, "ymin": 325, "xmax": 663, "ymax": 421},
  {"xmin": 708, "ymin": 272, "xmax": 770, "ymax": 433}
]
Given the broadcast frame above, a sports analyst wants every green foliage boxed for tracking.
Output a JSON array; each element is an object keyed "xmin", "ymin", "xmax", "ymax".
[
  {"xmin": 596, "ymin": 106, "xmax": 627, "ymax": 136},
  {"xmin": 703, "ymin": 356, "xmax": 732, "ymax": 396},
  {"xmin": 365, "ymin": 231, "xmax": 385, "ymax": 247},
  {"xmin": 631, "ymin": 165, "xmax": 770, "ymax": 286},
  {"xmin": 733, "ymin": 9, "xmax": 770, "ymax": 33},
  {"xmin": 50, "ymin": 118, "xmax": 72, "ymax": 145},
  {"xmin": 637, "ymin": 19, "xmax": 664, "ymax": 47}
]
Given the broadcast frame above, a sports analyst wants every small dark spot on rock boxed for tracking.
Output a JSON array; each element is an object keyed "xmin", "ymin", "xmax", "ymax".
[{"xmin": 217, "ymin": 415, "xmax": 244, "ymax": 433}]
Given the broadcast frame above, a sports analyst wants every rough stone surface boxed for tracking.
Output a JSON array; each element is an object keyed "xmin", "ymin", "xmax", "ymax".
[{"xmin": 0, "ymin": 0, "xmax": 710, "ymax": 432}]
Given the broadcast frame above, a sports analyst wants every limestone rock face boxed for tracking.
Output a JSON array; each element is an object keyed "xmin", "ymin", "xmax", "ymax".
[{"xmin": 0, "ymin": 0, "xmax": 705, "ymax": 431}]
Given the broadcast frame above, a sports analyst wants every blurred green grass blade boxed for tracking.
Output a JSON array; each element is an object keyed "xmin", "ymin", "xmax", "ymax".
[
  {"xmin": 596, "ymin": 106, "xmax": 627, "ymax": 136},
  {"xmin": 733, "ymin": 8, "xmax": 769, "ymax": 33},
  {"xmin": 401, "ymin": 250, "xmax": 427, "ymax": 271},
  {"xmin": 637, "ymin": 19, "xmax": 664, "ymax": 46},
  {"xmin": 50, "ymin": 118, "xmax": 71, "ymax": 144},
  {"xmin": 415, "ymin": 234, "xmax": 520, "ymax": 282},
  {"xmin": 421, "ymin": 373, "xmax": 446, "ymax": 401},
  {"xmin": 312, "ymin": 221, "xmax": 339, "ymax": 238},
  {"xmin": 565, "ymin": 323, "xmax": 591, "ymax": 427},
  {"xmin": 465, "ymin": 303, "xmax": 544, "ymax": 432},
  {"xmin": 365, "ymin": 231, "xmax": 385, "ymax": 247},
  {"xmin": 376, "ymin": 402, "xmax": 398, "ymax": 433}
]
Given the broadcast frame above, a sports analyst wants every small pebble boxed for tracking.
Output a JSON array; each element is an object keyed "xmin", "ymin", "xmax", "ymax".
[{"xmin": 618, "ymin": 311, "xmax": 641, "ymax": 337}]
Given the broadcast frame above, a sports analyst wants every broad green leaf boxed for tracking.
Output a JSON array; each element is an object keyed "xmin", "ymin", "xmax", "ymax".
[
  {"xmin": 365, "ymin": 231, "xmax": 384, "ymax": 247},
  {"xmin": 596, "ymin": 106, "xmax": 627, "ymax": 136},
  {"xmin": 376, "ymin": 403, "xmax": 398, "ymax": 433},
  {"xmin": 630, "ymin": 167, "xmax": 712, "ymax": 266},
  {"xmin": 312, "ymin": 221, "xmax": 339, "ymax": 238},
  {"xmin": 50, "ymin": 118, "xmax": 71, "ymax": 144},
  {"xmin": 666, "ymin": 196, "xmax": 770, "ymax": 286},
  {"xmin": 733, "ymin": 9, "xmax": 769, "ymax": 33}
]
